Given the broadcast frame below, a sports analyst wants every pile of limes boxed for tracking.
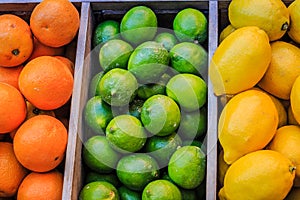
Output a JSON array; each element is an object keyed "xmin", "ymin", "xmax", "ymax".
[{"xmin": 80, "ymin": 5, "xmax": 208, "ymax": 200}]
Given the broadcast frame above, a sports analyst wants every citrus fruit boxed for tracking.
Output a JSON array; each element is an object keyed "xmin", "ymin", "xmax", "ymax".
[
  {"xmin": 154, "ymin": 32, "xmax": 178, "ymax": 51},
  {"xmin": 218, "ymin": 150, "xmax": 230, "ymax": 187},
  {"xmin": 170, "ymin": 42, "xmax": 207, "ymax": 76},
  {"xmin": 17, "ymin": 170, "xmax": 63, "ymax": 200},
  {"xmin": 166, "ymin": 73, "xmax": 207, "ymax": 111},
  {"xmin": 173, "ymin": 8, "xmax": 207, "ymax": 43},
  {"xmin": 142, "ymin": 180, "xmax": 182, "ymax": 200},
  {"xmin": 54, "ymin": 55, "xmax": 75, "ymax": 75},
  {"xmin": 182, "ymin": 140, "xmax": 205, "ymax": 151},
  {"xmin": 209, "ymin": 26, "xmax": 271, "ymax": 96},
  {"xmin": 219, "ymin": 89, "xmax": 278, "ymax": 164},
  {"xmin": 0, "ymin": 142, "xmax": 27, "ymax": 197},
  {"xmin": 30, "ymin": 0, "xmax": 80, "ymax": 47},
  {"xmin": 18, "ymin": 56, "xmax": 74, "ymax": 110},
  {"xmin": 258, "ymin": 41, "xmax": 300, "ymax": 100},
  {"xmin": 13, "ymin": 115, "xmax": 68, "ymax": 172},
  {"xmin": 89, "ymin": 71, "xmax": 104, "ymax": 97},
  {"xmin": 291, "ymin": 75, "xmax": 300, "ymax": 124},
  {"xmin": 99, "ymin": 39, "xmax": 133, "ymax": 72},
  {"xmin": 0, "ymin": 65, "xmax": 23, "ymax": 90},
  {"xmin": 141, "ymin": 94, "xmax": 181, "ymax": 136},
  {"xmin": 128, "ymin": 41, "xmax": 169, "ymax": 83},
  {"xmin": 168, "ymin": 146, "xmax": 206, "ymax": 189},
  {"xmin": 0, "ymin": 14, "xmax": 33, "ymax": 67},
  {"xmin": 84, "ymin": 96, "xmax": 113, "ymax": 135},
  {"xmin": 288, "ymin": 0, "xmax": 300, "ymax": 44},
  {"xmin": 120, "ymin": 6, "xmax": 157, "ymax": 45},
  {"xmin": 106, "ymin": 114, "xmax": 147, "ymax": 153},
  {"xmin": 219, "ymin": 150, "xmax": 295, "ymax": 200},
  {"xmin": 137, "ymin": 84, "xmax": 166, "ymax": 99},
  {"xmin": 128, "ymin": 99, "xmax": 144, "ymax": 119},
  {"xmin": 118, "ymin": 185, "xmax": 141, "ymax": 200},
  {"xmin": 85, "ymin": 171, "xmax": 121, "ymax": 188},
  {"xmin": 82, "ymin": 135, "xmax": 120, "ymax": 173},
  {"xmin": 79, "ymin": 181, "xmax": 119, "ymax": 200},
  {"xmin": 267, "ymin": 92, "xmax": 288, "ymax": 128},
  {"xmin": 288, "ymin": 105, "xmax": 299, "ymax": 125},
  {"xmin": 25, "ymin": 100, "xmax": 55, "ymax": 120},
  {"xmin": 116, "ymin": 154, "xmax": 159, "ymax": 191},
  {"xmin": 0, "ymin": 82, "xmax": 26, "ymax": 133},
  {"xmin": 93, "ymin": 20, "xmax": 120, "ymax": 47},
  {"xmin": 228, "ymin": 0, "xmax": 289, "ymax": 41},
  {"xmin": 99, "ymin": 68, "xmax": 138, "ymax": 106},
  {"xmin": 285, "ymin": 188, "xmax": 300, "ymax": 200},
  {"xmin": 219, "ymin": 24, "xmax": 236, "ymax": 43}
]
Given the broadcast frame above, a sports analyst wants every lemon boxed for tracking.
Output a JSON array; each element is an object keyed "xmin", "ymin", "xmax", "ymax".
[
  {"xmin": 288, "ymin": 106, "xmax": 299, "ymax": 125},
  {"xmin": 218, "ymin": 150, "xmax": 230, "ymax": 187},
  {"xmin": 291, "ymin": 76, "xmax": 300, "ymax": 124},
  {"xmin": 228, "ymin": 0, "xmax": 289, "ymax": 41},
  {"xmin": 209, "ymin": 26, "xmax": 271, "ymax": 96},
  {"xmin": 258, "ymin": 41, "xmax": 300, "ymax": 100},
  {"xmin": 219, "ymin": 89, "xmax": 278, "ymax": 164},
  {"xmin": 288, "ymin": 0, "xmax": 300, "ymax": 44},
  {"xmin": 219, "ymin": 24, "xmax": 236, "ymax": 43},
  {"xmin": 219, "ymin": 150, "xmax": 295, "ymax": 200}
]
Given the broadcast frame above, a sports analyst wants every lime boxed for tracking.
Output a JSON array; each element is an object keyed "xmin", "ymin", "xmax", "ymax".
[
  {"xmin": 170, "ymin": 42, "xmax": 207, "ymax": 76},
  {"xmin": 99, "ymin": 39, "xmax": 133, "ymax": 72},
  {"xmin": 128, "ymin": 99, "xmax": 144, "ymax": 119},
  {"xmin": 142, "ymin": 180, "xmax": 182, "ymax": 200},
  {"xmin": 106, "ymin": 115, "xmax": 147, "ymax": 153},
  {"xmin": 168, "ymin": 146, "xmax": 206, "ymax": 189},
  {"xmin": 89, "ymin": 71, "xmax": 104, "ymax": 97},
  {"xmin": 173, "ymin": 8, "xmax": 207, "ymax": 43},
  {"xmin": 166, "ymin": 73, "xmax": 207, "ymax": 111},
  {"xmin": 128, "ymin": 41, "xmax": 170, "ymax": 83},
  {"xmin": 85, "ymin": 171, "xmax": 121, "ymax": 188},
  {"xmin": 145, "ymin": 132, "xmax": 182, "ymax": 167},
  {"xmin": 99, "ymin": 68, "xmax": 138, "ymax": 106},
  {"xmin": 82, "ymin": 135, "xmax": 121, "ymax": 173},
  {"xmin": 154, "ymin": 32, "xmax": 178, "ymax": 51},
  {"xmin": 177, "ymin": 107, "xmax": 207, "ymax": 140},
  {"xmin": 93, "ymin": 20, "xmax": 120, "ymax": 47},
  {"xmin": 182, "ymin": 141, "xmax": 205, "ymax": 153},
  {"xmin": 137, "ymin": 84, "xmax": 165, "ymax": 99},
  {"xmin": 116, "ymin": 154, "xmax": 160, "ymax": 191},
  {"xmin": 79, "ymin": 181, "xmax": 119, "ymax": 200},
  {"xmin": 120, "ymin": 6, "xmax": 157, "ymax": 45},
  {"xmin": 141, "ymin": 95, "xmax": 181, "ymax": 136},
  {"xmin": 118, "ymin": 185, "xmax": 141, "ymax": 200},
  {"xmin": 84, "ymin": 96, "xmax": 113, "ymax": 135}
]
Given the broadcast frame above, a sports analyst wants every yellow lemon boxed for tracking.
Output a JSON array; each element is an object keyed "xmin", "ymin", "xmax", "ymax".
[
  {"xmin": 285, "ymin": 187, "xmax": 300, "ymax": 200},
  {"xmin": 219, "ymin": 89, "xmax": 278, "ymax": 164},
  {"xmin": 219, "ymin": 24, "xmax": 236, "ymax": 43},
  {"xmin": 220, "ymin": 150, "xmax": 295, "ymax": 200},
  {"xmin": 288, "ymin": 106, "xmax": 299, "ymax": 125},
  {"xmin": 209, "ymin": 26, "xmax": 271, "ymax": 96},
  {"xmin": 218, "ymin": 150, "xmax": 230, "ymax": 187},
  {"xmin": 228, "ymin": 0, "xmax": 289, "ymax": 41},
  {"xmin": 288, "ymin": 0, "xmax": 300, "ymax": 44},
  {"xmin": 291, "ymin": 76, "xmax": 300, "ymax": 124},
  {"xmin": 258, "ymin": 41, "xmax": 300, "ymax": 100}
]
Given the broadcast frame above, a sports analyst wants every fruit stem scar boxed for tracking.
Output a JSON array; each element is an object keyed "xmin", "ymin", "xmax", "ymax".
[
  {"xmin": 281, "ymin": 22, "xmax": 289, "ymax": 31},
  {"xmin": 33, "ymin": 108, "xmax": 40, "ymax": 115},
  {"xmin": 12, "ymin": 49, "xmax": 19, "ymax": 56},
  {"xmin": 289, "ymin": 166, "xmax": 296, "ymax": 173}
]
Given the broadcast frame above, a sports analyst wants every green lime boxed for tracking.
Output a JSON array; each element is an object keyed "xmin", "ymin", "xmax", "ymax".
[
  {"xmin": 141, "ymin": 95, "xmax": 181, "ymax": 136},
  {"xmin": 128, "ymin": 41, "xmax": 169, "ymax": 83},
  {"xmin": 116, "ymin": 154, "xmax": 159, "ymax": 191},
  {"xmin": 83, "ymin": 135, "xmax": 121, "ymax": 173},
  {"xmin": 128, "ymin": 99, "xmax": 144, "ymax": 119},
  {"xmin": 99, "ymin": 68, "xmax": 138, "ymax": 106},
  {"xmin": 84, "ymin": 96, "xmax": 113, "ymax": 135},
  {"xmin": 154, "ymin": 32, "xmax": 178, "ymax": 51},
  {"xmin": 166, "ymin": 73, "xmax": 207, "ymax": 112},
  {"xmin": 170, "ymin": 42, "xmax": 207, "ymax": 76},
  {"xmin": 99, "ymin": 39, "xmax": 133, "ymax": 72},
  {"xmin": 137, "ymin": 84, "xmax": 165, "ymax": 99},
  {"xmin": 93, "ymin": 20, "xmax": 120, "ymax": 47},
  {"xmin": 168, "ymin": 146, "xmax": 206, "ymax": 189},
  {"xmin": 145, "ymin": 132, "xmax": 182, "ymax": 167},
  {"xmin": 182, "ymin": 141, "xmax": 205, "ymax": 152},
  {"xmin": 85, "ymin": 171, "xmax": 121, "ymax": 188},
  {"xmin": 106, "ymin": 115, "xmax": 147, "ymax": 153},
  {"xmin": 120, "ymin": 6, "xmax": 157, "ymax": 45},
  {"xmin": 142, "ymin": 180, "xmax": 182, "ymax": 200},
  {"xmin": 79, "ymin": 181, "xmax": 119, "ymax": 200},
  {"xmin": 118, "ymin": 185, "xmax": 141, "ymax": 200},
  {"xmin": 173, "ymin": 8, "xmax": 207, "ymax": 43},
  {"xmin": 177, "ymin": 107, "xmax": 207, "ymax": 140},
  {"xmin": 89, "ymin": 71, "xmax": 104, "ymax": 97}
]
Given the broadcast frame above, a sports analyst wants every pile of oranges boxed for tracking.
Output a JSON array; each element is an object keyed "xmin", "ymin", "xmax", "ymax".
[{"xmin": 0, "ymin": 0, "xmax": 79, "ymax": 199}]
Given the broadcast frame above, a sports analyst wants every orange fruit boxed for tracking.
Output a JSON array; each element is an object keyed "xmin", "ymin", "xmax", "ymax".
[
  {"xmin": 18, "ymin": 56, "xmax": 74, "ymax": 110},
  {"xmin": 0, "ymin": 142, "xmax": 28, "ymax": 197},
  {"xmin": 17, "ymin": 170, "xmax": 63, "ymax": 200},
  {"xmin": 0, "ymin": 65, "xmax": 23, "ymax": 89},
  {"xmin": 13, "ymin": 115, "xmax": 68, "ymax": 172},
  {"xmin": 30, "ymin": 0, "xmax": 80, "ymax": 47},
  {"xmin": 25, "ymin": 100, "xmax": 55, "ymax": 120},
  {"xmin": 0, "ymin": 82, "xmax": 26, "ymax": 133},
  {"xmin": 54, "ymin": 55, "xmax": 74, "ymax": 75},
  {"xmin": 0, "ymin": 14, "xmax": 33, "ymax": 67}
]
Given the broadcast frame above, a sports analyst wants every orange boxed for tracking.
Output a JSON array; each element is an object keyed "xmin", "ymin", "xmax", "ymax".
[
  {"xmin": 13, "ymin": 115, "xmax": 68, "ymax": 172},
  {"xmin": 30, "ymin": 0, "xmax": 80, "ymax": 47},
  {"xmin": 0, "ymin": 65, "xmax": 23, "ymax": 89},
  {"xmin": 54, "ymin": 55, "xmax": 75, "ymax": 75},
  {"xmin": 0, "ymin": 82, "xmax": 26, "ymax": 133},
  {"xmin": 0, "ymin": 14, "xmax": 33, "ymax": 67},
  {"xmin": 25, "ymin": 100, "xmax": 55, "ymax": 120},
  {"xmin": 0, "ymin": 142, "xmax": 28, "ymax": 197},
  {"xmin": 17, "ymin": 170, "xmax": 63, "ymax": 200},
  {"xmin": 18, "ymin": 56, "xmax": 74, "ymax": 110}
]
